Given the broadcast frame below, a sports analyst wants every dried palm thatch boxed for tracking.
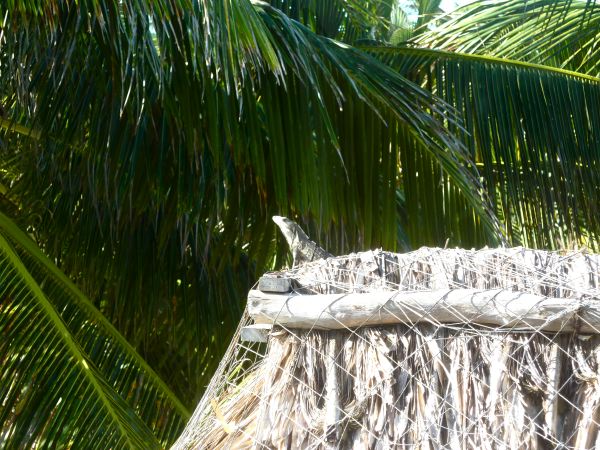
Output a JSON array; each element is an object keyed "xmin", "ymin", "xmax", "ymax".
[{"xmin": 172, "ymin": 247, "xmax": 600, "ymax": 449}]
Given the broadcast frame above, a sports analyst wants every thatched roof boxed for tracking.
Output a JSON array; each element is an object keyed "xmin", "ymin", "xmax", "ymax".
[{"xmin": 172, "ymin": 247, "xmax": 600, "ymax": 449}]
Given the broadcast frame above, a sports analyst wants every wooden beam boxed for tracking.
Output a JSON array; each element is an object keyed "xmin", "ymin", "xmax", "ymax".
[{"xmin": 247, "ymin": 289, "xmax": 600, "ymax": 333}]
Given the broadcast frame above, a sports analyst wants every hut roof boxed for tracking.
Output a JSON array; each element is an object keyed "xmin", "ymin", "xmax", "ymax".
[{"xmin": 172, "ymin": 247, "xmax": 600, "ymax": 449}]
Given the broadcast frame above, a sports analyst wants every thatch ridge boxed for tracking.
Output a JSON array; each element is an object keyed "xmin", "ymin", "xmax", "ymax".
[{"xmin": 282, "ymin": 247, "xmax": 600, "ymax": 296}]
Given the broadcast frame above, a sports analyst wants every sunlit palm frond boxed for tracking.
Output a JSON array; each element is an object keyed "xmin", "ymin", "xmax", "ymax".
[
  {"xmin": 417, "ymin": 0, "xmax": 600, "ymax": 77},
  {"xmin": 414, "ymin": 0, "xmax": 443, "ymax": 34},
  {"xmin": 368, "ymin": 45, "xmax": 600, "ymax": 249},
  {"xmin": 0, "ymin": 212, "xmax": 188, "ymax": 448}
]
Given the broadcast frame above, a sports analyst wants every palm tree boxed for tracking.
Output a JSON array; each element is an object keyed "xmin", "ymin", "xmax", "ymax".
[{"xmin": 1, "ymin": 0, "xmax": 598, "ymax": 447}]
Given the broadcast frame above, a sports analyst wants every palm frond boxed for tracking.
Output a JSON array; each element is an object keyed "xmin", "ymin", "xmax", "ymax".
[
  {"xmin": 414, "ymin": 0, "xmax": 444, "ymax": 33},
  {"xmin": 368, "ymin": 45, "xmax": 600, "ymax": 249},
  {"xmin": 417, "ymin": 0, "xmax": 600, "ymax": 77},
  {"xmin": 0, "ymin": 212, "xmax": 189, "ymax": 448},
  {"xmin": 264, "ymin": 0, "xmax": 395, "ymax": 42}
]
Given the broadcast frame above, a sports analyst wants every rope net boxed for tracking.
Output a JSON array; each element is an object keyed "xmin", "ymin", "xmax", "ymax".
[{"xmin": 172, "ymin": 247, "xmax": 600, "ymax": 449}]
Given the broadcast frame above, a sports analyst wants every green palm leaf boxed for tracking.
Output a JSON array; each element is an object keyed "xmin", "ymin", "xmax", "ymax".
[
  {"xmin": 368, "ymin": 45, "xmax": 600, "ymax": 248},
  {"xmin": 264, "ymin": 0, "xmax": 393, "ymax": 41},
  {"xmin": 414, "ymin": 0, "xmax": 444, "ymax": 33},
  {"xmin": 417, "ymin": 0, "xmax": 600, "ymax": 76},
  {"xmin": 0, "ymin": 212, "xmax": 189, "ymax": 448}
]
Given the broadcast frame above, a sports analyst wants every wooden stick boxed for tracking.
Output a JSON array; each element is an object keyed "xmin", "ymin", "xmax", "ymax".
[
  {"xmin": 247, "ymin": 289, "xmax": 600, "ymax": 333},
  {"xmin": 324, "ymin": 336, "xmax": 340, "ymax": 447}
]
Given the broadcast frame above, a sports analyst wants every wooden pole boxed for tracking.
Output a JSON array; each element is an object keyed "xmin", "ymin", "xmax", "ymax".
[{"xmin": 247, "ymin": 288, "xmax": 600, "ymax": 333}]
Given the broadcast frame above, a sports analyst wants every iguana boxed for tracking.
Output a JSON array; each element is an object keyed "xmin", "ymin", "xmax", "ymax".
[{"xmin": 272, "ymin": 216, "xmax": 332, "ymax": 266}]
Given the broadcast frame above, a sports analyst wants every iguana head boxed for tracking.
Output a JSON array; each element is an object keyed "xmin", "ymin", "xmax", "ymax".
[
  {"xmin": 272, "ymin": 215, "xmax": 302, "ymax": 248},
  {"xmin": 273, "ymin": 215, "xmax": 331, "ymax": 266}
]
